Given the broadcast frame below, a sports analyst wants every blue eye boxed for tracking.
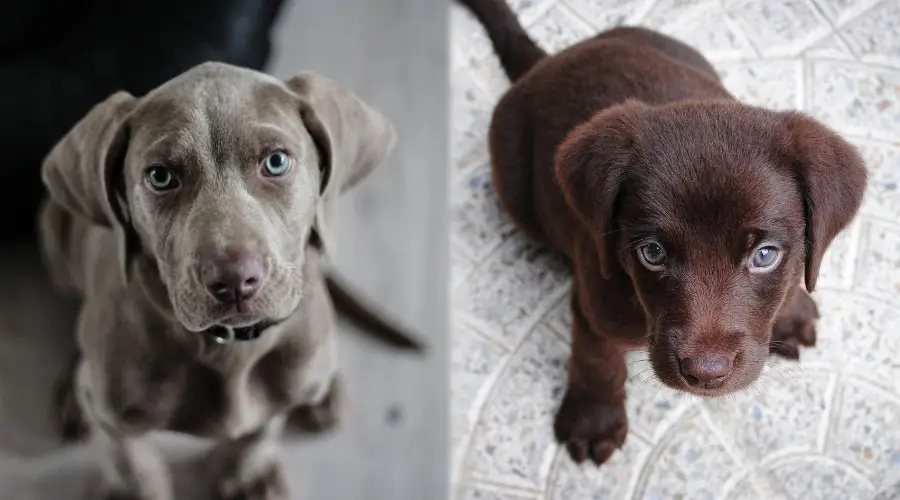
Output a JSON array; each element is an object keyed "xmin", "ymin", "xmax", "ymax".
[
  {"xmin": 638, "ymin": 241, "xmax": 667, "ymax": 270},
  {"xmin": 145, "ymin": 165, "xmax": 178, "ymax": 191},
  {"xmin": 750, "ymin": 246, "xmax": 780, "ymax": 270},
  {"xmin": 263, "ymin": 151, "xmax": 291, "ymax": 176}
]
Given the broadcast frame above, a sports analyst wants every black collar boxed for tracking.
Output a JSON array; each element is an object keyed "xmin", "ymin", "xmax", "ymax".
[{"xmin": 204, "ymin": 318, "xmax": 285, "ymax": 344}]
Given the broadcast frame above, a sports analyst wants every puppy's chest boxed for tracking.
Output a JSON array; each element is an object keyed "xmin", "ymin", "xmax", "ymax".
[{"xmin": 164, "ymin": 342, "xmax": 311, "ymax": 438}]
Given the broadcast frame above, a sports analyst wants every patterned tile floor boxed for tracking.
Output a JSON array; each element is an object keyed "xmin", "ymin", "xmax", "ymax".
[{"xmin": 450, "ymin": 1, "xmax": 900, "ymax": 499}]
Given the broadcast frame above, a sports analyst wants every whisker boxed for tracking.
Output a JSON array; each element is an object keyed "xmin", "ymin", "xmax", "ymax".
[
  {"xmin": 634, "ymin": 372, "xmax": 659, "ymax": 391},
  {"xmin": 629, "ymin": 368, "xmax": 654, "ymax": 383},
  {"xmin": 649, "ymin": 379, "xmax": 668, "ymax": 402}
]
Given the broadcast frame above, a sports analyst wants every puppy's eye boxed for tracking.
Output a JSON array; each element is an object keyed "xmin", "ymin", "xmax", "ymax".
[
  {"xmin": 638, "ymin": 241, "xmax": 666, "ymax": 271},
  {"xmin": 750, "ymin": 246, "xmax": 780, "ymax": 271},
  {"xmin": 262, "ymin": 150, "xmax": 292, "ymax": 177},
  {"xmin": 145, "ymin": 166, "xmax": 178, "ymax": 191}
]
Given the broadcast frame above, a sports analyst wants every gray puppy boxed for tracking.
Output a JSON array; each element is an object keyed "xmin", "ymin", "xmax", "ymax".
[{"xmin": 38, "ymin": 62, "xmax": 418, "ymax": 500}]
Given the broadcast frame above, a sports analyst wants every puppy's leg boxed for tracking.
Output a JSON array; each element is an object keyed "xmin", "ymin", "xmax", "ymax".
[
  {"xmin": 553, "ymin": 290, "xmax": 629, "ymax": 466},
  {"xmin": 206, "ymin": 415, "xmax": 289, "ymax": 500},
  {"xmin": 288, "ymin": 374, "xmax": 344, "ymax": 434},
  {"xmin": 770, "ymin": 285, "xmax": 819, "ymax": 360},
  {"xmin": 76, "ymin": 362, "xmax": 174, "ymax": 500},
  {"xmin": 488, "ymin": 93, "xmax": 548, "ymax": 244},
  {"xmin": 53, "ymin": 351, "xmax": 89, "ymax": 442},
  {"xmin": 286, "ymin": 269, "xmax": 344, "ymax": 435}
]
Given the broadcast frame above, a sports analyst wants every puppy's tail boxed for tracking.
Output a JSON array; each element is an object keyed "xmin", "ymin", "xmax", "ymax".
[
  {"xmin": 454, "ymin": 0, "xmax": 546, "ymax": 82},
  {"xmin": 325, "ymin": 270, "xmax": 426, "ymax": 352}
]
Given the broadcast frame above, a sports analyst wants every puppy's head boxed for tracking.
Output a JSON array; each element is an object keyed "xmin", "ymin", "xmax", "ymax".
[
  {"xmin": 41, "ymin": 62, "xmax": 396, "ymax": 331},
  {"xmin": 557, "ymin": 100, "xmax": 866, "ymax": 396}
]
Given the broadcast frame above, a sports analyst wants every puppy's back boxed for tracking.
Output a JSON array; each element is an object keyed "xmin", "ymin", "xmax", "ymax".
[{"xmin": 491, "ymin": 39, "xmax": 732, "ymax": 252}]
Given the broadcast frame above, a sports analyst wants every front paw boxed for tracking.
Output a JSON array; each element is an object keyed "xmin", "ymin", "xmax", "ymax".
[
  {"xmin": 770, "ymin": 290, "xmax": 818, "ymax": 360},
  {"xmin": 213, "ymin": 463, "xmax": 288, "ymax": 500},
  {"xmin": 553, "ymin": 386, "xmax": 628, "ymax": 465}
]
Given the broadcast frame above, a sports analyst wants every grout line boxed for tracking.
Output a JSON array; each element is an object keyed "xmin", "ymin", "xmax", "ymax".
[
  {"xmin": 833, "ymin": 29, "xmax": 862, "ymax": 61},
  {"xmin": 540, "ymin": 447, "xmax": 564, "ymax": 500},
  {"xmin": 716, "ymin": 55, "xmax": 900, "ymax": 72},
  {"xmin": 628, "ymin": 405, "xmax": 702, "ymax": 499},
  {"xmin": 451, "ymin": 142, "xmax": 491, "ymax": 177},
  {"xmin": 454, "ymin": 311, "xmax": 514, "ymax": 354},
  {"xmin": 450, "ymin": 315, "xmax": 516, "ymax": 493},
  {"xmin": 551, "ymin": 1, "xmax": 603, "ymax": 42},
  {"xmin": 844, "ymin": 133, "xmax": 900, "ymax": 149},
  {"xmin": 804, "ymin": 0, "xmax": 843, "ymax": 49},
  {"xmin": 841, "ymin": 218, "xmax": 865, "ymax": 290},
  {"xmin": 518, "ymin": 0, "xmax": 560, "ymax": 29},
  {"xmin": 558, "ymin": 1, "xmax": 608, "ymax": 34},
  {"xmin": 452, "ymin": 315, "xmax": 562, "ymax": 498},
  {"xmin": 718, "ymin": 0, "xmax": 763, "ymax": 60},
  {"xmin": 830, "ymin": 0, "xmax": 886, "ymax": 31},
  {"xmin": 631, "ymin": 0, "xmax": 661, "ymax": 25},
  {"xmin": 463, "ymin": 476, "xmax": 545, "ymax": 497},
  {"xmin": 511, "ymin": 284, "xmax": 571, "ymax": 350},
  {"xmin": 839, "ymin": 370, "xmax": 900, "ymax": 408},
  {"xmin": 821, "ymin": 373, "xmax": 844, "ymax": 457},
  {"xmin": 715, "ymin": 468, "xmax": 772, "ymax": 500},
  {"xmin": 848, "ymin": 218, "xmax": 868, "ymax": 294},
  {"xmin": 804, "ymin": 56, "xmax": 900, "ymax": 73},
  {"xmin": 814, "ymin": 285, "xmax": 900, "ymax": 311},
  {"xmin": 816, "ymin": 371, "xmax": 841, "ymax": 453},
  {"xmin": 698, "ymin": 405, "xmax": 746, "ymax": 467},
  {"xmin": 761, "ymin": 452, "xmax": 876, "ymax": 488},
  {"xmin": 622, "ymin": 441, "xmax": 655, "ymax": 500}
]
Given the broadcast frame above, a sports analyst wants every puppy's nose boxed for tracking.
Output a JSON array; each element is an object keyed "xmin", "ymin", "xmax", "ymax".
[
  {"xmin": 202, "ymin": 251, "xmax": 265, "ymax": 304},
  {"xmin": 679, "ymin": 355, "xmax": 732, "ymax": 389}
]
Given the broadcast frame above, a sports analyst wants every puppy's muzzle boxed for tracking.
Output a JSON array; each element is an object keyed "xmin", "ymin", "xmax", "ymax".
[{"xmin": 200, "ymin": 249, "xmax": 266, "ymax": 309}]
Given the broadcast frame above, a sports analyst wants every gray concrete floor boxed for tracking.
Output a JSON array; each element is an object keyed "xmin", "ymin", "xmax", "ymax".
[{"xmin": 0, "ymin": 0, "xmax": 448, "ymax": 499}]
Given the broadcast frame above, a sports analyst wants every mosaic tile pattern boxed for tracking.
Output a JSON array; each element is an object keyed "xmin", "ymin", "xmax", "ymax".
[{"xmin": 450, "ymin": 1, "xmax": 900, "ymax": 498}]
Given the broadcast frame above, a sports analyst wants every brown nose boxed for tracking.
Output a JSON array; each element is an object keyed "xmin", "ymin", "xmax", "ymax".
[
  {"xmin": 679, "ymin": 355, "xmax": 732, "ymax": 389},
  {"xmin": 202, "ymin": 250, "xmax": 265, "ymax": 304}
]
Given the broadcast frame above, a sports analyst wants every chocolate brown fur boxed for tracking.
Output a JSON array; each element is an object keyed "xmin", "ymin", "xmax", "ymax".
[{"xmin": 457, "ymin": 0, "xmax": 867, "ymax": 466}]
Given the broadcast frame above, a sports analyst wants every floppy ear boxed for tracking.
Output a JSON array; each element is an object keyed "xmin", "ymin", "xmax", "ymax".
[
  {"xmin": 779, "ymin": 112, "xmax": 867, "ymax": 292},
  {"xmin": 285, "ymin": 72, "xmax": 397, "ymax": 259},
  {"xmin": 41, "ymin": 91, "xmax": 139, "ymax": 281},
  {"xmin": 555, "ymin": 100, "xmax": 648, "ymax": 278}
]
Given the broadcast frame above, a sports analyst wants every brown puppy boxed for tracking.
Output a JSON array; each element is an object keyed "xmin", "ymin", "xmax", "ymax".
[{"xmin": 456, "ymin": 0, "xmax": 867, "ymax": 466}]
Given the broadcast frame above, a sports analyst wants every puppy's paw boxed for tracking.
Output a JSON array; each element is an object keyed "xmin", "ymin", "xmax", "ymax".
[
  {"xmin": 214, "ymin": 463, "xmax": 288, "ymax": 500},
  {"xmin": 288, "ymin": 376, "xmax": 343, "ymax": 434},
  {"xmin": 553, "ymin": 387, "xmax": 628, "ymax": 466},
  {"xmin": 770, "ymin": 289, "xmax": 819, "ymax": 360}
]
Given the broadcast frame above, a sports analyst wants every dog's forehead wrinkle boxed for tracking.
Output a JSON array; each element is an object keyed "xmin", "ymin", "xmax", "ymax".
[
  {"xmin": 633, "ymin": 162, "xmax": 779, "ymax": 235},
  {"xmin": 141, "ymin": 70, "xmax": 285, "ymax": 156}
]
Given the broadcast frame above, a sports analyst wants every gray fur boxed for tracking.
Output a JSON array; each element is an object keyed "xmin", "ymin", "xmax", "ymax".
[{"xmin": 38, "ymin": 62, "xmax": 396, "ymax": 500}]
